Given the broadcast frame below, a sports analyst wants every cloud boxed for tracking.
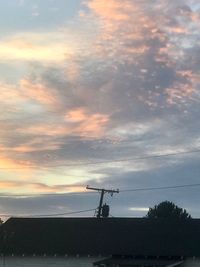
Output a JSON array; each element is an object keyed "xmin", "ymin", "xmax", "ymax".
[
  {"xmin": 20, "ymin": 79, "xmax": 60, "ymax": 109},
  {"xmin": 0, "ymin": 180, "xmax": 85, "ymax": 194},
  {"xmin": 13, "ymin": 106, "xmax": 109, "ymax": 139},
  {"xmin": 82, "ymin": 0, "xmax": 200, "ymax": 108},
  {"xmin": 65, "ymin": 107, "xmax": 109, "ymax": 137},
  {"xmin": 0, "ymin": 32, "xmax": 76, "ymax": 63},
  {"xmin": 166, "ymin": 71, "xmax": 200, "ymax": 105},
  {"xmin": 129, "ymin": 207, "xmax": 149, "ymax": 212},
  {"xmin": 0, "ymin": 155, "xmax": 25, "ymax": 170}
]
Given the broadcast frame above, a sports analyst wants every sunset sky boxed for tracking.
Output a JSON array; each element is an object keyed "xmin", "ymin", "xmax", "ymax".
[{"xmin": 1, "ymin": 0, "xmax": 200, "ymax": 219}]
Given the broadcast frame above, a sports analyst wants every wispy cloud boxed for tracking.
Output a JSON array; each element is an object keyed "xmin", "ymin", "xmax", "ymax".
[
  {"xmin": 82, "ymin": 0, "xmax": 200, "ymax": 107},
  {"xmin": 0, "ymin": 180, "xmax": 86, "ymax": 194},
  {"xmin": 20, "ymin": 79, "xmax": 60, "ymax": 109},
  {"xmin": 0, "ymin": 32, "xmax": 77, "ymax": 63}
]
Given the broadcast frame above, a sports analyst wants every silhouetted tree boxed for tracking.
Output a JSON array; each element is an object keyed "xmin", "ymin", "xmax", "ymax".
[{"xmin": 146, "ymin": 201, "xmax": 191, "ymax": 220}]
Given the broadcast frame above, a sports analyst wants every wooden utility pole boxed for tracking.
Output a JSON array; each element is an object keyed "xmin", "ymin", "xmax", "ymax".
[{"xmin": 86, "ymin": 186, "xmax": 119, "ymax": 218}]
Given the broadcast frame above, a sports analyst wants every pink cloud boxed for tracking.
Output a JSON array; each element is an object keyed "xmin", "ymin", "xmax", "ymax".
[
  {"xmin": 65, "ymin": 107, "xmax": 109, "ymax": 137},
  {"xmin": 87, "ymin": 0, "xmax": 135, "ymax": 22},
  {"xmin": 84, "ymin": 0, "xmax": 200, "ymax": 108},
  {"xmin": 0, "ymin": 180, "xmax": 86, "ymax": 193},
  {"xmin": 0, "ymin": 153, "xmax": 35, "ymax": 173},
  {"xmin": 166, "ymin": 71, "xmax": 199, "ymax": 105},
  {"xmin": 20, "ymin": 79, "xmax": 60, "ymax": 110},
  {"xmin": 15, "ymin": 107, "xmax": 109, "ymax": 139},
  {"xmin": 66, "ymin": 107, "xmax": 89, "ymax": 122}
]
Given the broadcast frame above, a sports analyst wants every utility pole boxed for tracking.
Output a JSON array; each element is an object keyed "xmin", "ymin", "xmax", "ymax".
[{"xmin": 86, "ymin": 186, "xmax": 119, "ymax": 218}]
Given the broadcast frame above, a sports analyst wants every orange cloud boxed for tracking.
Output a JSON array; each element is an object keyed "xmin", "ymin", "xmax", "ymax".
[
  {"xmin": 0, "ymin": 156, "xmax": 21, "ymax": 170},
  {"xmin": 84, "ymin": 0, "xmax": 200, "ymax": 110},
  {"xmin": 76, "ymin": 113, "xmax": 109, "ymax": 137},
  {"xmin": 66, "ymin": 107, "xmax": 89, "ymax": 122},
  {"xmin": 20, "ymin": 79, "xmax": 60, "ymax": 110},
  {"xmin": 16, "ymin": 107, "xmax": 109, "ymax": 138},
  {"xmin": 0, "ymin": 82, "xmax": 24, "ymax": 107},
  {"xmin": 0, "ymin": 32, "xmax": 76, "ymax": 63},
  {"xmin": 32, "ymin": 183, "xmax": 86, "ymax": 193},
  {"xmin": 0, "ymin": 180, "xmax": 86, "ymax": 194},
  {"xmin": 0, "ymin": 154, "xmax": 35, "ymax": 173},
  {"xmin": 87, "ymin": 0, "xmax": 134, "ymax": 22},
  {"xmin": 165, "ymin": 71, "xmax": 199, "ymax": 105},
  {"xmin": 166, "ymin": 84, "xmax": 194, "ymax": 105},
  {"xmin": 12, "ymin": 143, "xmax": 61, "ymax": 153},
  {"xmin": 84, "ymin": 0, "xmax": 164, "ymax": 65},
  {"xmin": 19, "ymin": 124, "xmax": 70, "ymax": 137},
  {"xmin": 65, "ymin": 107, "xmax": 109, "ymax": 137},
  {"xmin": 167, "ymin": 26, "xmax": 188, "ymax": 34},
  {"xmin": 84, "ymin": 0, "xmax": 200, "ymax": 70}
]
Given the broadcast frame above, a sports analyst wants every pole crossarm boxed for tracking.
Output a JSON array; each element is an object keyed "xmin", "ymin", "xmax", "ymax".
[{"xmin": 86, "ymin": 186, "xmax": 119, "ymax": 193}]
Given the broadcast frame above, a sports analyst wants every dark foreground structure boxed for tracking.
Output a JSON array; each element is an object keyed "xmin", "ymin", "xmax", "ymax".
[{"xmin": 0, "ymin": 217, "xmax": 200, "ymax": 266}]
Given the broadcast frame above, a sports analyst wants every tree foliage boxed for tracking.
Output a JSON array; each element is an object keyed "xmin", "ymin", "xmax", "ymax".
[{"xmin": 146, "ymin": 201, "xmax": 191, "ymax": 220}]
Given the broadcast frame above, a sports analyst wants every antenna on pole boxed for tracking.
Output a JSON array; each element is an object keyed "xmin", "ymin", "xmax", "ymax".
[{"xmin": 86, "ymin": 186, "xmax": 119, "ymax": 218}]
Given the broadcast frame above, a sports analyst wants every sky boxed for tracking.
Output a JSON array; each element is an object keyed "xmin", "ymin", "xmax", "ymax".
[{"xmin": 0, "ymin": 0, "xmax": 200, "ymax": 219}]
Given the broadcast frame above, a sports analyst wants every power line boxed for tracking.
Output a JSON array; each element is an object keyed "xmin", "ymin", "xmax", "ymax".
[
  {"xmin": 0, "ymin": 182, "xmax": 200, "ymax": 198},
  {"xmin": 0, "ymin": 208, "xmax": 96, "ymax": 218},
  {"xmin": 53, "ymin": 148, "xmax": 200, "ymax": 166},
  {"xmin": 1, "ymin": 183, "xmax": 200, "ymax": 217},
  {"xmin": 0, "ymin": 148, "xmax": 200, "ymax": 170},
  {"xmin": 120, "ymin": 183, "xmax": 200, "ymax": 192},
  {"xmin": 28, "ymin": 208, "xmax": 97, "ymax": 217}
]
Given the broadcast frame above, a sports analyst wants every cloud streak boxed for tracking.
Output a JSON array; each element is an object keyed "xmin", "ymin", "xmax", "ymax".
[
  {"xmin": 0, "ymin": 180, "xmax": 86, "ymax": 194},
  {"xmin": 0, "ymin": 33, "xmax": 74, "ymax": 63}
]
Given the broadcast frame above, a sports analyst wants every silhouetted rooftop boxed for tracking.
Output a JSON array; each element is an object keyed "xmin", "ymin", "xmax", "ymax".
[{"xmin": 0, "ymin": 217, "xmax": 200, "ymax": 256}]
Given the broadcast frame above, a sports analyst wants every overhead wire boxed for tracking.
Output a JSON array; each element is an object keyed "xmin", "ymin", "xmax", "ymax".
[
  {"xmin": 0, "ymin": 208, "xmax": 96, "ymax": 218},
  {"xmin": 0, "ymin": 183, "xmax": 200, "ymax": 217},
  {"xmin": 119, "ymin": 183, "xmax": 200, "ymax": 192},
  {"xmin": 0, "ymin": 149, "xmax": 200, "ymax": 215},
  {"xmin": 0, "ymin": 148, "xmax": 200, "ymax": 170},
  {"xmin": 0, "ymin": 182, "xmax": 200, "ymax": 199},
  {"xmin": 58, "ymin": 148, "xmax": 200, "ymax": 167}
]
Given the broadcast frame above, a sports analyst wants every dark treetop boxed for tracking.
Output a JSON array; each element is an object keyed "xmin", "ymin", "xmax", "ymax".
[{"xmin": 146, "ymin": 201, "xmax": 191, "ymax": 220}]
